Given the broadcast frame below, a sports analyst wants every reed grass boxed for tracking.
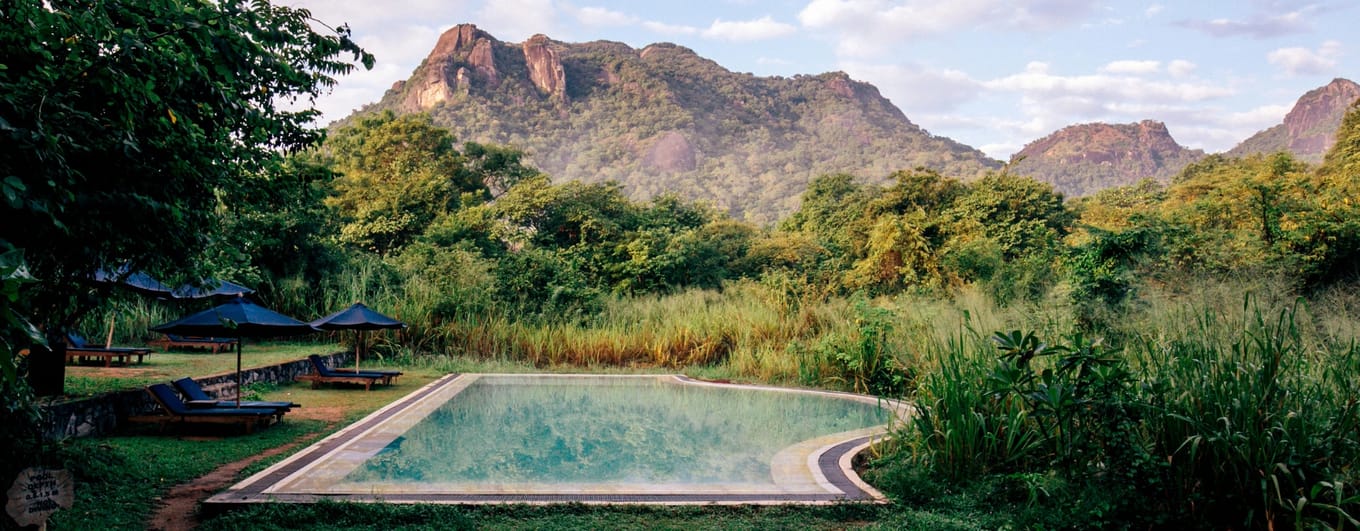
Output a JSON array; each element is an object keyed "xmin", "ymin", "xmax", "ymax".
[{"xmin": 895, "ymin": 284, "xmax": 1360, "ymax": 528}]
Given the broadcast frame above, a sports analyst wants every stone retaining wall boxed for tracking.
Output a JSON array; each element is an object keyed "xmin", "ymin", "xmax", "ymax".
[{"xmin": 39, "ymin": 351, "xmax": 351, "ymax": 440}]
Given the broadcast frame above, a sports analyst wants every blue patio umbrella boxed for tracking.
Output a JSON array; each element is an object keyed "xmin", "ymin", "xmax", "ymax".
[
  {"xmin": 310, "ymin": 302, "xmax": 406, "ymax": 372},
  {"xmin": 152, "ymin": 297, "xmax": 315, "ymax": 407},
  {"xmin": 94, "ymin": 267, "xmax": 177, "ymax": 298},
  {"xmin": 96, "ymin": 266, "xmax": 254, "ymax": 299},
  {"xmin": 171, "ymin": 279, "xmax": 254, "ymax": 299}
]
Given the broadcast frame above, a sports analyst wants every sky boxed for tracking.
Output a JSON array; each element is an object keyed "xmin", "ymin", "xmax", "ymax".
[{"xmin": 280, "ymin": 0, "xmax": 1357, "ymax": 160}]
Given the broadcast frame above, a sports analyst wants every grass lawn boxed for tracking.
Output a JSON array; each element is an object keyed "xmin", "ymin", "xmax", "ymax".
[{"xmin": 59, "ymin": 341, "xmax": 350, "ymax": 397}]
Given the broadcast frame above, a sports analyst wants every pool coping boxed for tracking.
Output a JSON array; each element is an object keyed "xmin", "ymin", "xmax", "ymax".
[{"xmin": 206, "ymin": 373, "xmax": 910, "ymax": 507}]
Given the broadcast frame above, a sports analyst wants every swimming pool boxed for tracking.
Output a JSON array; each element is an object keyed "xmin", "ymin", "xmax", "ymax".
[{"xmin": 210, "ymin": 374, "xmax": 907, "ymax": 505}]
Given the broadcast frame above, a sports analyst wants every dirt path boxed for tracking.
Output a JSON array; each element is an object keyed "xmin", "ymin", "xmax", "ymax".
[{"xmin": 148, "ymin": 407, "xmax": 346, "ymax": 531}]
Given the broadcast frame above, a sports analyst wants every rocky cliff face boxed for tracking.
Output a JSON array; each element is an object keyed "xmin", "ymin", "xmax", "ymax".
[
  {"xmin": 522, "ymin": 34, "xmax": 567, "ymax": 101},
  {"xmin": 353, "ymin": 24, "xmax": 999, "ymax": 223},
  {"xmin": 1010, "ymin": 120, "xmax": 1205, "ymax": 196},
  {"xmin": 398, "ymin": 24, "xmax": 573, "ymax": 111},
  {"xmin": 399, "ymin": 24, "xmax": 500, "ymax": 110},
  {"xmin": 1228, "ymin": 78, "xmax": 1360, "ymax": 162}
]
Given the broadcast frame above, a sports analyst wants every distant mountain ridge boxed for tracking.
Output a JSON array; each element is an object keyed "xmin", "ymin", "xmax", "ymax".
[
  {"xmin": 1228, "ymin": 78, "xmax": 1360, "ymax": 162},
  {"xmin": 346, "ymin": 25, "xmax": 1358, "ymax": 212},
  {"xmin": 350, "ymin": 24, "xmax": 1001, "ymax": 223},
  {"xmin": 1008, "ymin": 120, "xmax": 1205, "ymax": 196}
]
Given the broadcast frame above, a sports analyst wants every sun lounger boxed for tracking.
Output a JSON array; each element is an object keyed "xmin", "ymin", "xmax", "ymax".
[
  {"xmin": 134, "ymin": 383, "xmax": 278, "ymax": 433},
  {"xmin": 65, "ymin": 332, "xmax": 152, "ymax": 367},
  {"xmin": 326, "ymin": 367, "xmax": 403, "ymax": 382},
  {"xmin": 149, "ymin": 334, "xmax": 238, "ymax": 353},
  {"xmin": 295, "ymin": 354, "xmax": 393, "ymax": 391},
  {"xmin": 171, "ymin": 377, "xmax": 299, "ymax": 414}
]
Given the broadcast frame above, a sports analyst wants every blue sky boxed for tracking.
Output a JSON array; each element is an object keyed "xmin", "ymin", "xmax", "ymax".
[{"xmin": 282, "ymin": 0, "xmax": 1356, "ymax": 160}]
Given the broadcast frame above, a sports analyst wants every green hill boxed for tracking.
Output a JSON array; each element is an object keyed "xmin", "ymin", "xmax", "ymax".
[
  {"xmin": 1008, "ymin": 120, "xmax": 1205, "ymax": 197},
  {"xmin": 345, "ymin": 24, "xmax": 1000, "ymax": 224}
]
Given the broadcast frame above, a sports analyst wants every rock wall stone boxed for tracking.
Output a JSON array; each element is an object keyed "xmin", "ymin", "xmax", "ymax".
[{"xmin": 38, "ymin": 351, "xmax": 351, "ymax": 440}]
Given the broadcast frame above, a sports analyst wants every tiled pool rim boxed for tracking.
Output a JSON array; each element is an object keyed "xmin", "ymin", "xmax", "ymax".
[{"xmin": 206, "ymin": 374, "xmax": 912, "ymax": 506}]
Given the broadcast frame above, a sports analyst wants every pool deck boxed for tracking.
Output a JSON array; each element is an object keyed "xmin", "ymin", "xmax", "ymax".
[{"xmin": 206, "ymin": 374, "xmax": 909, "ymax": 507}]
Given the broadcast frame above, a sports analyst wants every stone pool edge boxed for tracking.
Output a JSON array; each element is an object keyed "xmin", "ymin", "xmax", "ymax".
[{"xmin": 206, "ymin": 373, "xmax": 907, "ymax": 507}]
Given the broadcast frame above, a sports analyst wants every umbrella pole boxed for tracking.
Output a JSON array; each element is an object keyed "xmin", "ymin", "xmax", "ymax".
[
  {"xmin": 355, "ymin": 330, "xmax": 363, "ymax": 372},
  {"xmin": 235, "ymin": 339, "xmax": 242, "ymax": 408}
]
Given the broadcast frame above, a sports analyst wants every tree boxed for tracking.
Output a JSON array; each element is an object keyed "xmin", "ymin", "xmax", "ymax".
[
  {"xmin": 1286, "ymin": 101, "xmax": 1360, "ymax": 284},
  {"xmin": 845, "ymin": 212, "xmax": 946, "ymax": 294},
  {"xmin": 212, "ymin": 154, "xmax": 343, "ymax": 291},
  {"xmin": 944, "ymin": 173, "xmax": 1073, "ymax": 260},
  {"xmin": 459, "ymin": 142, "xmax": 542, "ymax": 199},
  {"xmin": 0, "ymin": 0, "xmax": 372, "ymax": 397},
  {"xmin": 325, "ymin": 112, "xmax": 486, "ymax": 255}
]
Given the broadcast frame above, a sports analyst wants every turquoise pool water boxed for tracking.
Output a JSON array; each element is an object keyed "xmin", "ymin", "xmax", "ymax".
[{"xmin": 344, "ymin": 375, "xmax": 891, "ymax": 487}]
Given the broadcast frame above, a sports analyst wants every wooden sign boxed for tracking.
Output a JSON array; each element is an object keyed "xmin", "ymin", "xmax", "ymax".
[{"xmin": 6, "ymin": 468, "xmax": 73, "ymax": 529}]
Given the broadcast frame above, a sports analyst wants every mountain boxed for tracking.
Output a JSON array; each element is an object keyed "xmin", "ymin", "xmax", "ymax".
[
  {"xmin": 1007, "ymin": 120, "xmax": 1205, "ymax": 197},
  {"xmin": 348, "ymin": 24, "xmax": 1001, "ymax": 224},
  {"xmin": 1228, "ymin": 78, "xmax": 1360, "ymax": 163}
]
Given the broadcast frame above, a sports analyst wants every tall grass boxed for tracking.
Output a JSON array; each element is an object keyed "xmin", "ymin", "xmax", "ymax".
[
  {"xmin": 896, "ymin": 287, "xmax": 1360, "ymax": 529},
  {"xmin": 1132, "ymin": 298, "xmax": 1360, "ymax": 528},
  {"xmin": 75, "ymin": 296, "xmax": 182, "ymax": 344}
]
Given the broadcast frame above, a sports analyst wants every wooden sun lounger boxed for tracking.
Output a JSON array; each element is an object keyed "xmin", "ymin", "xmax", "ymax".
[
  {"xmin": 64, "ymin": 333, "xmax": 152, "ymax": 367},
  {"xmin": 295, "ymin": 373, "xmax": 392, "ymax": 391},
  {"xmin": 149, "ymin": 334, "xmax": 238, "ymax": 353},
  {"xmin": 172, "ymin": 377, "xmax": 299, "ymax": 415},
  {"xmin": 296, "ymin": 354, "xmax": 394, "ymax": 391},
  {"xmin": 65, "ymin": 347, "xmax": 151, "ymax": 367},
  {"xmin": 133, "ymin": 383, "xmax": 278, "ymax": 434}
]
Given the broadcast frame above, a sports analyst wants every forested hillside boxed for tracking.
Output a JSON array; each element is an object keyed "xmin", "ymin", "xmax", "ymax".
[
  {"xmin": 1008, "ymin": 120, "xmax": 1205, "ymax": 196},
  {"xmin": 347, "ymin": 24, "xmax": 1000, "ymax": 224},
  {"xmin": 1229, "ymin": 78, "xmax": 1360, "ymax": 162}
]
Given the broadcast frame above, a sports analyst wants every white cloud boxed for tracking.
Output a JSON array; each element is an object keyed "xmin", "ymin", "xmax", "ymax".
[
  {"xmin": 798, "ymin": 0, "xmax": 1101, "ymax": 57},
  {"xmin": 1267, "ymin": 40, "xmax": 1342, "ymax": 76},
  {"xmin": 281, "ymin": 0, "xmax": 469, "ymax": 27},
  {"xmin": 1179, "ymin": 9, "xmax": 1309, "ymax": 39},
  {"xmin": 960, "ymin": 61, "xmax": 1247, "ymax": 156},
  {"xmin": 1099, "ymin": 60, "xmax": 1160, "ymax": 74},
  {"xmin": 475, "ymin": 0, "xmax": 560, "ymax": 41},
  {"xmin": 573, "ymin": 6, "xmax": 638, "ymax": 27},
  {"xmin": 642, "ymin": 20, "xmax": 700, "ymax": 36},
  {"xmin": 1145, "ymin": 4, "xmax": 1163, "ymax": 17},
  {"xmin": 702, "ymin": 16, "xmax": 797, "ymax": 41},
  {"xmin": 842, "ymin": 62, "xmax": 982, "ymax": 114},
  {"xmin": 986, "ymin": 62, "xmax": 1232, "ymax": 104},
  {"xmin": 1167, "ymin": 59, "xmax": 1196, "ymax": 77}
]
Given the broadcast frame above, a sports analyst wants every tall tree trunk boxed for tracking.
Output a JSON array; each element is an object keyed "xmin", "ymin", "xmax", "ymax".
[{"xmin": 27, "ymin": 329, "xmax": 66, "ymax": 397}]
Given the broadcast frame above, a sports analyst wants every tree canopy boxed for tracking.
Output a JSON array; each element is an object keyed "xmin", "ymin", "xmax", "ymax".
[{"xmin": 0, "ymin": 0, "xmax": 372, "ymax": 393}]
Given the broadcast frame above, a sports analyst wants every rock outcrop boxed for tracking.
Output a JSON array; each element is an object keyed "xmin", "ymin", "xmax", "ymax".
[
  {"xmin": 401, "ymin": 24, "xmax": 499, "ymax": 111},
  {"xmin": 1228, "ymin": 78, "xmax": 1360, "ymax": 162},
  {"xmin": 643, "ymin": 131, "xmax": 696, "ymax": 173},
  {"xmin": 522, "ymin": 34, "xmax": 567, "ymax": 101},
  {"xmin": 1010, "ymin": 120, "xmax": 1205, "ymax": 196}
]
